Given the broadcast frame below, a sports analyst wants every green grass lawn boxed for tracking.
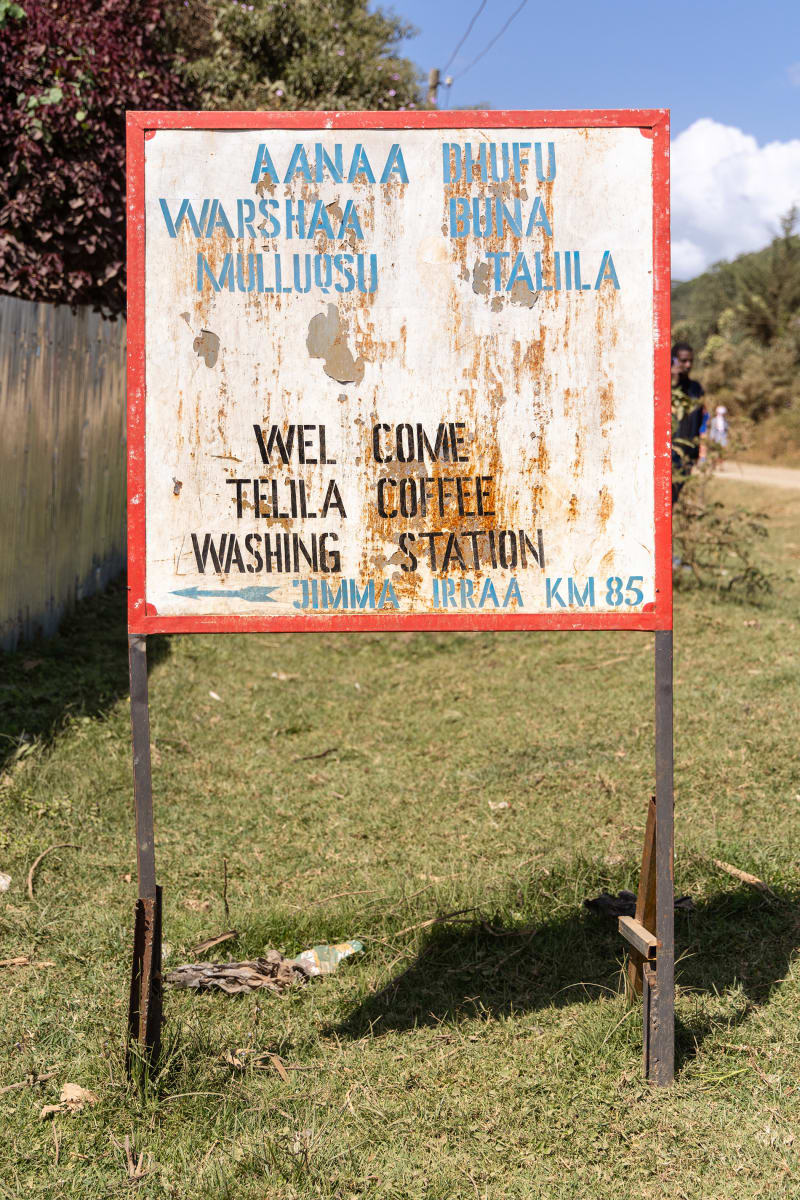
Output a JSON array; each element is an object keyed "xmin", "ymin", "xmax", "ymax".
[{"xmin": 1, "ymin": 479, "xmax": 799, "ymax": 1199}]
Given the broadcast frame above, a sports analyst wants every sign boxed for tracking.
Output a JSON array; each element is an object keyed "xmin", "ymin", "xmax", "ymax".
[
  {"xmin": 127, "ymin": 110, "xmax": 671, "ymax": 633},
  {"xmin": 124, "ymin": 111, "xmax": 676, "ymax": 1086}
]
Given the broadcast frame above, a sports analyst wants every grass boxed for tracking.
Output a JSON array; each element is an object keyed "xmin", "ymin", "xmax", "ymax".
[{"xmin": 1, "ymin": 477, "xmax": 799, "ymax": 1199}]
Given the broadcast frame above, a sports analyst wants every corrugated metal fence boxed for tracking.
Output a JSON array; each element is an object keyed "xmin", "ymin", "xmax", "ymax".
[{"xmin": 0, "ymin": 296, "xmax": 126, "ymax": 651}]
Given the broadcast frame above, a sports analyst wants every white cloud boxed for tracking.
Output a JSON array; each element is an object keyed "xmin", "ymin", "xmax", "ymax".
[
  {"xmin": 670, "ymin": 118, "xmax": 800, "ymax": 278},
  {"xmin": 671, "ymin": 238, "xmax": 708, "ymax": 280},
  {"xmin": 787, "ymin": 62, "xmax": 800, "ymax": 87}
]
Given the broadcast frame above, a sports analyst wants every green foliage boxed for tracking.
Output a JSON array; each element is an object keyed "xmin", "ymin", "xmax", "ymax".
[
  {"xmin": 0, "ymin": 0, "xmax": 25, "ymax": 26},
  {"xmin": 168, "ymin": 0, "xmax": 424, "ymax": 112},
  {"xmin": 672, "ymin": 210, "xmax": 800, "ymax": 445},
  {"xmin": 673, "ymin": 448, "xmax": 773, "ymax": 599}
]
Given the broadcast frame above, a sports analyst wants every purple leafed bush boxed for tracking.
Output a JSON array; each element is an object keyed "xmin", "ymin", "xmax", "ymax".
[{"xmin": 0, "ymin": 0, "xmax": 186, "ymax": 315}]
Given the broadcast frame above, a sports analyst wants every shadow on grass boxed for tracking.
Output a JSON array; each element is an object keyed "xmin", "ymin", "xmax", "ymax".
[
  {"xmin": 0, "ymin": 578, "xmax": 170, "ymax": 771},
  {"xmin": 336, "ymin": 889, "xmax": 799, "ymax": 1067}
]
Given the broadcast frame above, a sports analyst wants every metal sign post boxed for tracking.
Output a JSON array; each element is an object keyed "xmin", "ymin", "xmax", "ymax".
[
  {"xmin": 125, "ymin": 108, "xmax": 673, "ymax": 1082},
  {"xmin": 126, "ymin": 634, "xmax": 162, "ymax": 1072}
]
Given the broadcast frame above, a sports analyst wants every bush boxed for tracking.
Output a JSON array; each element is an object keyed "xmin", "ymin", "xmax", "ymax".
[
  {"xmin": 0, "ymin": 0, "xmax": 424, "ymax": 315},
  {"xmin": 0, "ymin": 0, "xmax": 186, "ymax": 314},
  {"xmin": 672, "ymin": 450, "xmax": 773, "ymax": 599}
]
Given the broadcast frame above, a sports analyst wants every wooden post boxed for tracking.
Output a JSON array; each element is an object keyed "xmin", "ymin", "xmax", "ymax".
[{"xmin": 627, "ymin": 795, "xmax": 657, "ymax": 997}]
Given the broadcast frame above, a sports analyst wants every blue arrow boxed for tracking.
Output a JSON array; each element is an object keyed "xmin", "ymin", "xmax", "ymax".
[{"xmin": 171, "ymin": 585, "xmax": 279, "ymax": 603}]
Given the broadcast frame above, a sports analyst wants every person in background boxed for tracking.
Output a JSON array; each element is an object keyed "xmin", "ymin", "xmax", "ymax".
[
  {"xmin": 671, "ymin": 341, "xmax": 707, "ymax": 501},
  {"xmin": 709, "ymin": 404, "xmax": 729, "ymax": 453}
]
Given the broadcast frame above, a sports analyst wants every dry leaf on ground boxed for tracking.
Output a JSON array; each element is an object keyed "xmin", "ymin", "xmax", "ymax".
[
  {"xmin": 40, "ymin": 1083, "xmax": 99, "ymax": 1119},
  {"xmin": 223, "ymin": 1048, "xmax": 289, "ymax": 1080}
]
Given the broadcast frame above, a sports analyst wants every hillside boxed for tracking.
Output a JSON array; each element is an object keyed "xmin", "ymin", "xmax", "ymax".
[{"xmin": 670, "ymin": 213, "xmax": 800, "ymax": 464}]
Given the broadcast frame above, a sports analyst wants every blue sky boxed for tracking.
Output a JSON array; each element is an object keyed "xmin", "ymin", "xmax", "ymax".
[{"xmin": 381, "ymin": 0, "xmax": 800, "ymax": 276}]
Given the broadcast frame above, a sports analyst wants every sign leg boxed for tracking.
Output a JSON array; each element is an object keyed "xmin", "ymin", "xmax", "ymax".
[
  {"xmin": 642, "ymin": 962, "xmax": 657, "ymax": 1078},
  {"xmin": 650, "ymin": 629, "xmax": 675, "ymax": 1085},
  {"xmin": 126, "ymin": 634, "xmax": 162, "ymax": 1075}
]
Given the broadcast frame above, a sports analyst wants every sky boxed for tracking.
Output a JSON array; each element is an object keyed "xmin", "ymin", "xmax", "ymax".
[{"xmin": 381, "ymin": 0, "xmax": 800, "ymax": 278}]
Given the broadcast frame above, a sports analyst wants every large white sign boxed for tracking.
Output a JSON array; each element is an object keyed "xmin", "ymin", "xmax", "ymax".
[{"xmin": 128, "ymin": 112, "xmax": 670, "ymax": 632}]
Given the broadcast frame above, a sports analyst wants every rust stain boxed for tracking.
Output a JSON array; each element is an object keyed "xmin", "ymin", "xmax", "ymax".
[
  {"xmin": 599, "ymin": 381, "xmax": 615, "ymax": 427},
  {"xmin": 571, "ymin": 431, "xmax": 583, "ymax": 478},
  {"xmin": 536, "ymin": 436, "xmax": 549, "ymax": 475},
  {"xmin": 355, "ymin": 409, "xmax": 522, "ymax": 604},
  {"xmin": 599, "ymin": 547, "xmax": 615, "ymax": 571},
  {"xmin": 443, "ymin": 156, "xmax": 554, "ymax": 315},
  {"xmin": 597, "ymin": 486, "xmax": 613, "ymax": 527},
  {"xmin": 352, "ymin": 314, "xmax": 407, "ymax": 369}
]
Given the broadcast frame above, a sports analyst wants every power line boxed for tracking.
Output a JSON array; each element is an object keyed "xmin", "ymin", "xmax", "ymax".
[
  {"xmin": 452, "ymin": 0, "xmax": 530, "ymax": 82},
  {"xmin": 442, "ymin": 0, "xmax": 488, "ymax": 74}
]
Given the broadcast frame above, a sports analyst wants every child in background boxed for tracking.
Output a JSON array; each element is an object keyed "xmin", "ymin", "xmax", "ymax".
[{"xmin": 709, "ymin": 405, "xmax": 729, "ymax": 451}]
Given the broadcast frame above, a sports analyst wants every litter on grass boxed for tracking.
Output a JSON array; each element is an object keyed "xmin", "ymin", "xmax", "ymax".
[
  {"xmin": 0, "ymin": 873, "xmax": 10, "ymax": 893},
  {"xmin": 165, "ymin": 940, "xmax": 363, "ymax": 995},
  {"xmin": 295, "ymin": 940, "xmax": 363, "ymax": 976},
  {"xmin": 165, "ymin": 950, "xmax": 309, "ymax": 994}
]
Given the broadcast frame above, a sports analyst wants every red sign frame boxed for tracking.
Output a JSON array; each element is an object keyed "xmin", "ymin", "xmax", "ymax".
[{"xmin": 126, "ymin": 108, "xmax": 671, "ymax": 635}]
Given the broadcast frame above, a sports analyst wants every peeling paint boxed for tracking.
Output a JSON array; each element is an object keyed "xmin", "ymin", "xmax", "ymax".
[
  {"xmin": 508, "ymin": 279, "xmax": 539, "ymax": 309},
  {"xmin": 306, "ymin": 304, "xmax": 365, "ymax": 384},
  {"xmin": 193, "ymin": 329, "xmax": 220, "ymax": 368},
  {"xmin": 472, "ymin": 260, "xmax": 490, "ymax": 295}
]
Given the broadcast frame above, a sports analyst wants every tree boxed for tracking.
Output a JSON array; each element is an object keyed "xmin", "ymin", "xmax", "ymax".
[
  {"xmin": 0, "ymin": 0, "xmax": 424, "ymax": 315},
  {"xmin": 733, "ymin": 208, "xmax": 800, "ymax": 348},
  {"xmin": 672, "ymin": 211, "xmax": 800, "ymax": 425},
  {"xmin": 0, "ymin": 0, "xmax": 186, "ymax": 314},
  {"xmin": 169, "ymin": 0, "xmax": 423, "ymax": 114}
]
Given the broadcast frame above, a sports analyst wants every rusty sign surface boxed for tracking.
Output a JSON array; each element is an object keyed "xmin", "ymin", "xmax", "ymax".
[{"xmin": 127, "ymin": 110, "xmax": 671, "ymax": 633}]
